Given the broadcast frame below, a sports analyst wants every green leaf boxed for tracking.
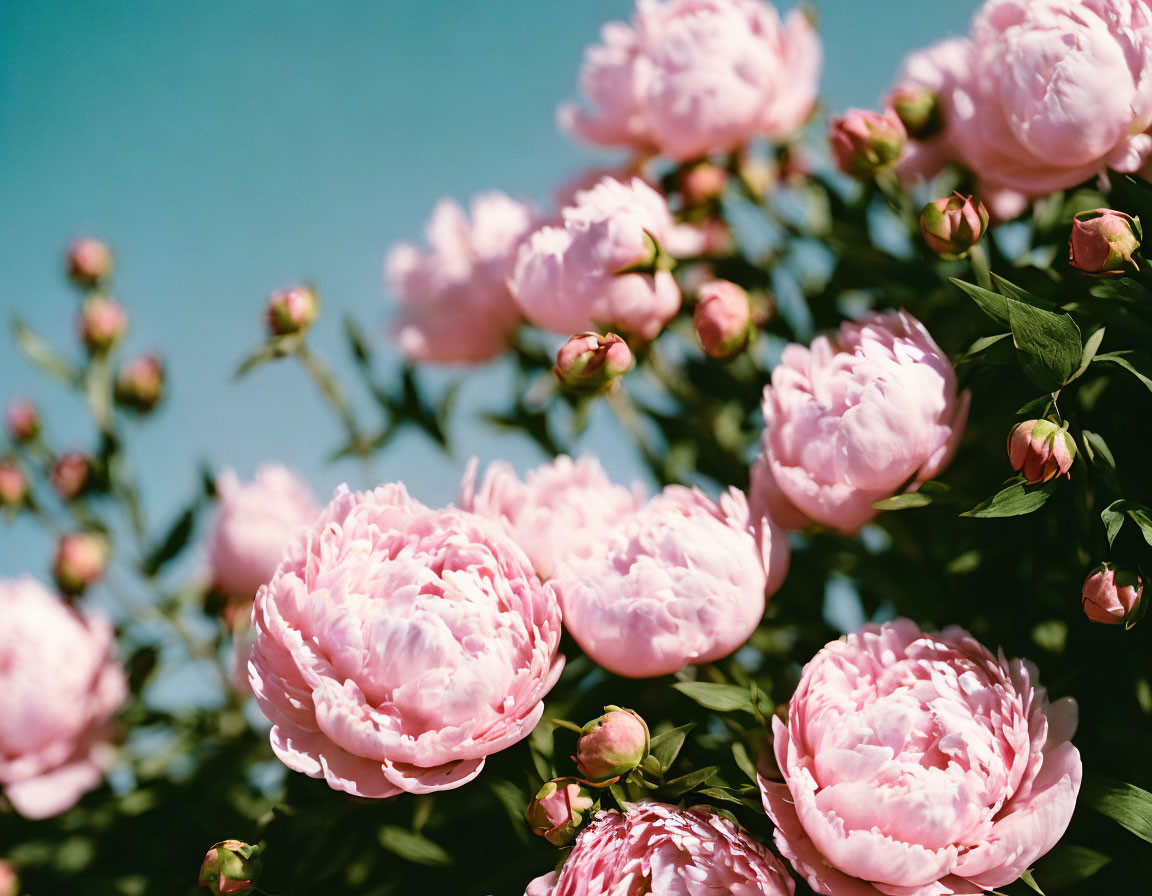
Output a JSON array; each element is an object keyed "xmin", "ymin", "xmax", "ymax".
[
  {"xmin": 12, "ymin": 317, "xmax": 82, "ymax": 385},
  {"xmin": 646, "ymin": 724, "xmax": 694, "ymax": 775},
  {"xmin": 1066, "ymin": 327, "xmax": 1105, "ymax": 384},
  {"xmin": 140, "ymin": 505, "xmax": 198, "ymax": 577},
  {"xmin": 672, "ymin": 682, "xmax": 758, "ymax": 714},
  {"xmin": 1016, "ymin": 395, "xmax": 1056, "ymax": 417},
  {"xmin": 1006, "ymin": 298, "xmax": 1082, "ymax": 391},
  {"xmin": 958, "ymin": 332, "xmax": 1013, "ymax": 365},
  {"xmin": 659, "ymin": 766, "xmax": 718, "ymax": 799},
  {"xmin": 1084, "ymin": 778, "xmax": 1152, "ymax": 844},
  {"xmin": 990, "ymin": 273, "xmax": 1058, "ymax": 310},
  {"xmin": 1019, "ymin": 869, "xmax": 1045, "ymax": 895},
  {"xmin": 951, "ymin": 278, "xmax": 1010, "ymax": 325},
  {"xmin": 1100, "ymin": 500, "xmax": 1152, "ymax": 548},
  {"xmin": 1094, "ymin": 350, "xmax": 1152, "ymax": 393},
  {"xmin": 695, "ymin": 786, "xmax": 748, "ymax": 807},
  {"xmin": 1081, "ymin": 430, "xmax": 1115, "ymax": 469},
  {"xmin": 1032, "ymin": 844, "xmax": 1111, "ymax": 890},
  {"xmin": 872, "ymin": 492, "xmax": 933, "ymax": 511},
  {"xmin": 961, "ymin": 481, "xmax": 1058, "ymax": 518},
  {"xmin": 1102, "ymin": 501, "xmax": 1127, "ymax": 547},
  {"xmin": 731, "ymin": 742, "xmax": 757, "ymax": 784},
  {"xmin": 377, "ymin": 826, "xmax": 453, "ymax": 866}
]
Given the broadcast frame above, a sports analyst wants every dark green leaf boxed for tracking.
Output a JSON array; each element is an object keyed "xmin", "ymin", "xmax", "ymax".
[
  {"xmin": 1019, "ymin": 869, "xmax": 1045, "ymax": 895},
  {"xmin": 659, "ymin": 766, "xmax": 718, "ymax": 799},
  {"xmin": 12, "ymin": 317, "xmax": 81, "ymax": 385},
  {"xmin": 672, "ymin": 682, "xmax": 758, "ymax": 714},
  {"xmin": 140, "ymin": 505, "xmax": 198, "ymax": 577},
  {"xmin": 951, "ymin": 279, "xmax": 1010, "ymax": 325},
  {"xmin": 1084, "ymin": 778, "xmax": 1152, "ymax": 844},
  {"xmin": 1016, "ymin": 395, "xmax": 1055, "ymax": 417},
  {"xmin": 694, "ymin": 786, "xmax": 748, "ymax": 806},
  {"xmin": 1006, "ymin": 298, "xmax": 1082, "ymax": 391},
  {"xmin": 1100, "ymin": 500, "xmax": 1152, "ymax": 548},
  {"xmin": 646, "ymin": 724, "xmax": 694, "ymax": 775},
  {"xmin": 1066, "ymin": 327, "xmax": 1105, "ymax": 384},
  {"xmin": 1032, "ymin": 844, "xmax": 1111, "ymax": 890},
  {"xmin": 959, "ymin": 332, "xmax": 1012, "ymax": 364},
  {"xmin": 961, "ymin": 481, "xmax": 1058, "ymax": 518},
  {"xmin": 1094, "ymin": 350, "xmax": 1152, "ymax": 393},
  {"xmin": 731, "ymin": 742, "xmax": 757, "ymax": 784},
  {"xmin": 871, "ymin": 485, "xmax": 952, "ymax": 511},
  {"xmin": 990, "ymin": 274, "xmax": 1058, "ymax": 310},
  {"xmin": 377, "ymin": 826, "xmax": 452, "ymax": 866},
  {"xmin": 1102, "ymin": 501, "xmax": 1127, "ymax": 547},
  {"xmin": 1081, "ymin": 430, "xmax": 1115, "ymax": 469}
]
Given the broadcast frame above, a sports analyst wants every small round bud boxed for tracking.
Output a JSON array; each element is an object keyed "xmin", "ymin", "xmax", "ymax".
[
  {"xmin": 266, "ymin": 285, "xmax": 318, "ymax": 336},
  {"xmin": 679, "ymin": 161, "xmax": 729, "ymax": 206},
  {"xmin": 554, "ymin": 332, "xmax": 633, "ymax": 390},
  {"xmin": 0, "ymin": 461, "xmax": 27, "ymax": 509},
  {"xmin": 1082, "ymin": 564, "xmax": 1143, "ymax": 626},
  {"xmin": 67, "ymin": 237, "xmax": 114, "ymax": 286},
  {"xmin": 575, "ymin": 707, "xmax": 649, "ymax": 783},
  {"xmin": 198, "ymin": 840, "xmax": 263, "ymax": 895},
  {"xmin": 78, "ymin": 295, "xmax": 128, "ymax": 353},
  {"xmin": 829, "ymin": 108, "xmax": 906, "ymax": 178},
  {"xmin": 694, "ymin": 280, "xmax": 752, "ymax": 359},
  {"xmin": 53, "ymin": 532, "xmax": 107, "ymax": 595},
  {"xmin": 5, "ymin": 399, "xmax": 40, "ymax": 443},
  {"xmin": 888, "ymin": 86, "xmax": 941, "ymax": 140},
  {"xmin": 115, "ymin": 355, "xmax": 165, "ymax": 413},
  {"xmin": 0, "ymin": 861, "xmax": 18, "ymax": 896},
  {"xmin": 920, "ymin": 193, "xmax": 989, "ymax": 259},
  {"xmin": 51, "ymin": 452, "xmax": 91, "ymax": 502},
  {"xmin": 1069, "ymin": 209, "xmax": 1142, "ymax": 278},
  {"xmin": 1007, "ymin": 419, "xmax": 1075, "ymax": 484},
  {"xmin": 525, "ymin": 778, "xmax": 596, "ymax": 846}
]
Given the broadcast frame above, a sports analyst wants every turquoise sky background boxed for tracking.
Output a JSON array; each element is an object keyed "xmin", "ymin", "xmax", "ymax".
[{"xmin": 0, "ymin": 0, "xmax": 978, "ymax": 578}]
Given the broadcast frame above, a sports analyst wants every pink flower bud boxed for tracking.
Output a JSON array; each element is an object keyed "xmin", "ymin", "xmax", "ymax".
[
  {"xmin": 115, "ymin": 355, "xmax": 165, "ymax": 413},
  {"xmin": 77, "ymin": 295, "xmax": 128, "ymax": 352},
  {"xmin": 554, "ymin": 332, "xmax": 633, "ymax": 390},
  {"xmin": 888, "ymin": 85, "xmax": 941, "ymax": 140},
  {"xmin": 680, "ymin": 162, "xmax": 729, "ymax": 206},
  {"xmin": 1069, "ymin": 209, "xmax": 1142, "ymax": 278},
  {"xmin": 1082, "ymin": 564, "xmax": 1143, "ymax": 626},
  {"xmin": 51, "ymin": 452, "xmax": 91, "ymax": 502},
  {"xmin": 5, "ymin": 399, "xmax": 40, "ymax": 443},
  {"xmin": 67, "ymin": 237, "xmax": 113, "ymax": 286},
  {"xmin": 53, "ymin": 532, "xmax": 107, "ymax": 595},
  {"xmin": 526, "ymin": 778, "xmax": 596, "ymax": 846},
  {"xmin": 0, "ymin": 461, "xmax": 26, "ymax": 508},
  {"xmin": 1007, "ymin": 419, "xmax": 1075, "ymax": 484},
  {"xmin": 920, "ymin": 193, "xmax": 990, "ymax": 259},
  {"xmin": 266, "ymin": 285, "xmax": 318, "ymax": 336},
  {"xmin": 198, "ymin": 840, "xmax": 262, "ymax": 895},
  {"xmin": 694, "ymin": 280, "xmax": 752, "ymax": 359},
  {"xmin": 575, "ymin": 707, "xmax": 649, "ymax": 783},
  {"xmin": 0, "ymin": 861, "xmax": 18, "ymax": 896},
  {"xmin": 829, "ymin": 108, "xmax": 906, "ymax": 178}
]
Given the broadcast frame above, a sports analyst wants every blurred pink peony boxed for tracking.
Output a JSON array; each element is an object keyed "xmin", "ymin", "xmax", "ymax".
[
  {"xmin": 386, "ymin": 191, "xmax": 534, "ymax": 364},
  {"xmin": 0, "ymin": 861, "xmax": 15, "ymax": 896},
  {"xmin": 760, "ymin": 619, "xmax": 1081, "ymax": 896},
  {"xmin": 205, "ymin": 464, "xmax": 319, "ymax": 600},
  {"xmin": 524, "ymin": 801, "xmax": 794, "ymax": 896},
  {"xmin": 0, "ymin": 577, "xmax": 126, "ymax": 819},
  {"xmin": 553, "ymin": 485, "xmax": 787, "ymax": 677},
  {"xmin": 459, "ymin": 455, "xmax": 644, "ymax": 581},
  {"xmin": 248, "ymin": 483, "xmax": 564, "ymax": 797},
  {"xmin": 53, "ymin": 532, "xmax": 107, "ymax": 595},
  {"xmin": 559, "ymin": 0, "xmax": 820, "ymax": 161},
  {"xmin": 753, "ymin": 311, "xmax": 969, "ymax": 534}
]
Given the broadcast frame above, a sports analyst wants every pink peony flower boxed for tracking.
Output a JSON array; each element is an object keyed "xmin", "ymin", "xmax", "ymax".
[
  {"xmin": 559, "ymin": 0, "xmax": 820, "ymax": 161},
  {"xmin": 459, "ymin": 455, "xmax": 644, "ymax": 582},
  {"xmin": 0, "ymin": 577, "xmax": 126, "ymax": 819},
  {"xmin": 760, "ymin": 619, "xmax": 1082, "ymax": 896},
  {"xmin": 1082, "ymin": 564, "xmax": 1143, "ymax": 625},
  {"xmin": 553, "ymin": 485, "xmax": 787, "ymax": 678},
  {"xmin": 753, "ymin": 311, "xmax": 969, "ymax": 534},
  {"xmin": 248, "ymin": 483, "xmax": 564, "ymax": 797},
  {"xmin": 205, "ymin": 463, "xmax": 319, "ymax": 600},
  {"xmin": 524, "ymin": 801, "xmax": 794, "ymax": 896},
  {"xmin": 386, "ymin": 191, "xmax": 534, "ymax": 364}
]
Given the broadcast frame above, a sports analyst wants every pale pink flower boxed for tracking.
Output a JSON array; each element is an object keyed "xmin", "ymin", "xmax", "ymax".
[
  {"xmin": 525, "ymin": 801, "xmax": 794, "ymax": 896},
  {"xmin": 248, "ymin": 483, "xmax": 564, "ymax": 797},
  {"xmin": 0, "ymin": 577, "xmax": 126, "ymax": 819},
  {"xmin": 753, "ymin": 311, "xmax": 969, "ymax": 534},
  {"xmin": 761, "ymin": 619, "xmax": 1082, "ymax": 896},
  {"xmin": 386, "ymin": 191, "xmax": 534, "ymax": 363}
]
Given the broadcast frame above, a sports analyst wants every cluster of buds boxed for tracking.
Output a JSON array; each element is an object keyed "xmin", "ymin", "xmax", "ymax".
[
  {"xmin": 694, "ymin": 280, "xmax": 752, "ymax": 360},
  {"xmin": 0, "ymin": 461, "xmax": 27, "ymax": 509},
  {"xmin": 51, "ymin": 452, "xmax": 91, "ymax": 502},
  {"xmin": 888, "ymin": 86, "xmax": 941, "ymax": 140},
  {"xmin": 829, "ymin": 108, "xmax": 906, "ymax": 178},
  {"xmin": 115, "ymin": 355, "xmax": 165, "ymax": 413},
  {"xmin": 1082, "ymin": 564, "xmax": 1144, "ymax": 627},
  {"xmin": 266, "ymin": 285, "xmax": 319, "ymax": 337},
  {"xmin": 920, "ymin": 193, "xmax": 989, "ymax": 259},
  {"xmin": 67, "ymin": 237, "xmax": 114, "ymax": 287},
  {"xmin": 5, "ymin": 399, "xmax": 40, "ymax": 444},
  {"xmin": 1008, "ymin": 419, "xmax": 1075, "ymax": 484},
  {"xmin": 1068, "ymin": 209, "xmax": 1142, "ymax": 277},
  {"xmin": 198, "ymin": 840, "xmax": 262, "ymax": 895},
  {"xmin": 554, "ymin": 332, "xmax": 633, "ymax": 390},
  {"xmin": 53, "ymin": 532, "xmax": 107, "ymax": 595}
]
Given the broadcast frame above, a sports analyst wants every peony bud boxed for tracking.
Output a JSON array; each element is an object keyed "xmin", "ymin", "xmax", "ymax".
[
  {"xmin": 679, "ymin": 161, "xmax": 729, "ymax": 206},
  {"xmin": 115, "ymin": 355, "xmax": 165, "ymax": 413},
  {"xmin": 554, "ymin": 332, "xmax": 633, "ymax": 390},
  {"xmin": 51, "ymin": 452, "xmax": 91, "ymax": 502},
  {"xmin": 67, "ymin": 237, "xmax": 114, "ymax": 286},
  {"xmin": 1082, "ymin": 564, "xmax": 1143, "ymax": 626},
  {"xmin": 198, "ymin": 840, "xmax": 262, "ymax": 895},
  {"xmin": 1007, "ymin": 419, "xmax": 1075, "ymax": 484},
  {"xmin": 694, "ymin": 280, "xmax": 752, "ymax": 359},
  {"xmin": 266, "ymin": 285, "xmax": 318, "ymax": 336},
  {"xmin": 5, "ymin": 399, "xmax": 40, "ymax": 443},
  {"xmin": 1069, "ymin": 209, "xmax": 1142, "ymax": 277},
  {"xmin": 920, "ymin": 193, "xmax": 990, "ymax": 259},
  {"xmin": 78, "ymin": 295, "xmax": 128, "ymax": 352},
  {"xmin": 888, "ymin": 86, "xmax": 941, "ymax": 140},
  {"xmin": 575, "ymin": 707, "xmax": 649, "ymax": 783},
  {"xmin": 0, "ymin": 461, "xmax": 26, "ymax": 508},
  {"xmin": 829, "ymin": 108, "xmax": 906, "ymax": 178},
  {"xmin": 53, "ymin": 532, "xmax": 107, "ymax": 595},
  {"xmin": 525, "ymin": 778, "xmax": 596, "ymax": 846},
  {"xmin": 0, "ymin": 861, "xmax": 18, "ymax": 896}
]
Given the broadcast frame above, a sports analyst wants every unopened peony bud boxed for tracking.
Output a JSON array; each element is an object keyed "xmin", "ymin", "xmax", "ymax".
[
  {"xmin": 920, "ymin": 193, "xmax": 990, "ymax": 259},
  {"xmin": 78, "ymin": 295, "xmax": 128, "ymax": 352},
  {"xmin": 829, "ymin": 108, "xmax": 906, "ymax": 178},
  {"xmin": 198, "ymin": 840, "xmax": 262, "ymax": 895},
  {"xmin": 67, "ymin": 237, "xmax": 113, "ymax": 286},
  {"xmin": 554, "ymin": 332, "xmax": 633, "ymax": 390},
  {"xmin": 1007, "ymin": 419, "xmax": 1075, "ymax": 484},
  {"xmin": 888, "ymin": 86, "xmax": 941, "ymax": 140},
  {"xmin": 1082, "ymin": 564, "xmax": 1143, "ymax": 626},
  {"xmin": 575, "ymin": 707, "xmax": 649, "ymax": 783},
  {"xmin": 53, "ymin": 532, "xmax": 107, "ymax": 595},
  {"xmin": 51, "ymin": 452, "xmax": 91, "ymax": 502},
  {"xmin": 266, "ymin": 285, "xmax": 318, "ymax": 336},
  {"xmin": 115, "ymin": 355, "xmax": 165, "ymax": 412},
  {"xmin": 0, "ymin": 861, "xmax": 17, "ymax": 896},
  {"xmin": 680, "ymin": 162, "xmax": 729, "ymax": 206},
  {"xmin": 694, "ymin": 280, "xmax": 752, "ymax": 359},
  {"xmin": 0, "ymin": 461, "xmax": 26, "ymax": 508},
  {"xmin": 526, "ymin": 778, "xmax": 596, "ymax": 846},
  {"xmin": 1069, "ymin": 209, "xmax": 1142, "ymax": 277},
  {"xmin": 5, "ymin": 399, "xmax": 40, "ymax": 443}
]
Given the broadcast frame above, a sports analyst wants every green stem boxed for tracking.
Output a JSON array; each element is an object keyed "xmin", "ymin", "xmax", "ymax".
[
  {"xmin": 969, "ymin": 242, "xmax": 993, "ymax": 291},
  {"xmin": 295, "ymin": 343, "xmax": 375, "ymax": 479}
]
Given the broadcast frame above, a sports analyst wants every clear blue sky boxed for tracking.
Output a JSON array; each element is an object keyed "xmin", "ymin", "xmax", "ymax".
[{"xmin": 0, "ymin": 0, "xmax": 977, "ymax": 577}]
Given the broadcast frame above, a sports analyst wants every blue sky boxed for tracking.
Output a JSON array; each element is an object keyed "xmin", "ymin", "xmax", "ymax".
[{"xmin": 0, "ymin": 0, "xmax": 977, "ymax": 577}]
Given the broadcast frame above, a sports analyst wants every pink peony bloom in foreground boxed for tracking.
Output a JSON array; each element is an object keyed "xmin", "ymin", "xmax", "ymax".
[
  {"xmin": 753, "ymin": 311, "xmax": 969, "ymax": 534},
  {"xmin": 559, "ymin": 0, "xmax": 820, "ymax": 161},
  {"xmin": 0, "ymin": 577, "xmax": 126, "ymax": 819},
  {"xmin": 386, "ymin": 191, "xmax": 534, "ymax": 364},
  {"xmin": 525, "ymin": 801, "xmax": 794, "ymax": 896},
  {"xmin": 553, "ymin": 485, "xmax": 787, "ymax": 678},
  {"xmin": 760, "ymin": 619, "xmax": 1081, "ymax": 896},
  {"xmin": 205, "ymin": 463, "xmax": 319, "ymax": 600},
  {"xmin": 248, "ymin": 483, "xmax": 564, "ymax": 797}
]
